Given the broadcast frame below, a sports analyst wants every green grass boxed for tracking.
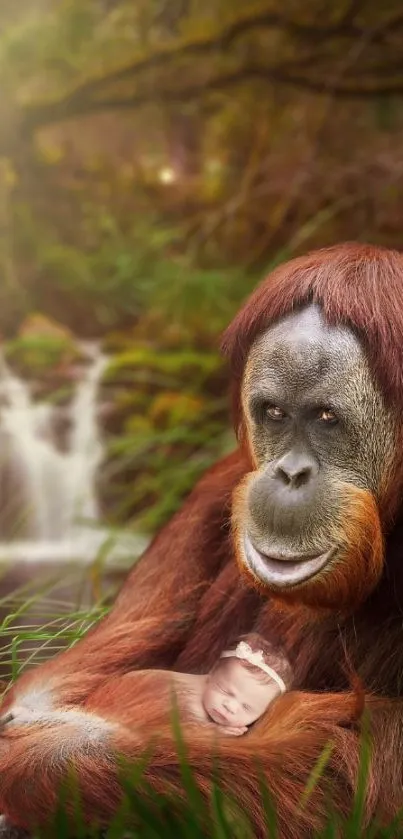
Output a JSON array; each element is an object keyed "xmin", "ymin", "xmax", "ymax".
[
  {"xmin": 0, "ymin": 564, "xmax": 114, "ymax": 683},
  {"xmin": 0, "ymin": 571, "xmax": 402, "ymax": 838},
  {"xmin": 26, "ymin": 723, "xmax": 403, "ymax": 839}
]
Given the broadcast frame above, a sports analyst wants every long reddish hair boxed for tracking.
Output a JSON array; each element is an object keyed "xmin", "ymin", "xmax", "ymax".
[
  {"xmin": 1, "ymin": 244, "xmax": 403, "ymax": 837},
  {"xmin": 221, "ymin": 243, "xmax": 403, "ymax": 432}
]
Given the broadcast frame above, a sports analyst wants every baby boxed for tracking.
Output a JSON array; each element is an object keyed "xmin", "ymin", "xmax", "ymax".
[
  {"xmin": 0, "ymin": 636, "xmax": 292, "ymax": 742},
  {"xmin": 183, "ymin": 633, "xmax": 293, "ymax": 735}
]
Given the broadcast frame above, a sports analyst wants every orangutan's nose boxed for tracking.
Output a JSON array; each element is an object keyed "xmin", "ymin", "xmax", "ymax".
[{"xmin": 273, "ymin": 451, "xmax": 318, "ymax": 490}]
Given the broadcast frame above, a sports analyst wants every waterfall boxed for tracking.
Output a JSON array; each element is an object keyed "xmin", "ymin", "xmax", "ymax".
[{"xmin": 0, "ymin": 343, "xmax": 148, "ymax": 565}]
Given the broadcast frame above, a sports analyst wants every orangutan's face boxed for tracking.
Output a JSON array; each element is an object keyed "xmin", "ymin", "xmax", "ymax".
[{"xmin": 232, "ymin": 304, "xmax": 399, "ymax": 612}]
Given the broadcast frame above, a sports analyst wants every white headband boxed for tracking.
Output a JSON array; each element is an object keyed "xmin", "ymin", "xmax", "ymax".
[{"xmin": 220, "ymin": 641, "xmax": 287, "ymax": 694}]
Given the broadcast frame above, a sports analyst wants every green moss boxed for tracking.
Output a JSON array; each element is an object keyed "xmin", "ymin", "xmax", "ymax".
[{"xmin": 4, "ymin": 334, "xmax": 81, "ymax": 377}]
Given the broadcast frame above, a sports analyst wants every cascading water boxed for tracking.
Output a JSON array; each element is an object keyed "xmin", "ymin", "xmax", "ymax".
[
  {"xmin": 0, "ymin": 340, "xmax": 149, "ymax": 681},
  {"xmin": 0, "ymin": 343, "xmax": 147, "ymax": 565}
]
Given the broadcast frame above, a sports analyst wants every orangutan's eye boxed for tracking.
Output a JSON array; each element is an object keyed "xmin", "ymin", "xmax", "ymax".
[
  {"xmin": 318, "ymin": 408, "xmax": 338, "ymax": 425},
  {"xmin": 266, "ymin": 405, "xmax": 286, "ymax": 421}
]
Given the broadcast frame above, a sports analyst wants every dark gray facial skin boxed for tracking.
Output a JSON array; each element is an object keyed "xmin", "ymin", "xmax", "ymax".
[{"xmin": 239, "ymin": 304, "xmax": 398, "ymax": 589}]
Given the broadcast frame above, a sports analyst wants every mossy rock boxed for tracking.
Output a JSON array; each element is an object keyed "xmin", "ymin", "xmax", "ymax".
[
  {"xmin": 18, "ymin": 313, "xmax": 74, "ymax": 343},
  {"xmin": 30, "ymin": 382, "xmax": 76, "ymax": 405},
  {"xmin": 4, "ymin": 314, "xmax": 83, "ymax": 379},
  {"xmin": 4, "ymin": 334, "xmax": 82, "ymax": 378}
]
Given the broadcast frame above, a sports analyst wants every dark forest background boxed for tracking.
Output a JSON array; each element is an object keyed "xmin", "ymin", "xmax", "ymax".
[{"xmin": 1, "ymin": 0, "xmax": 403, "ymax": 535}]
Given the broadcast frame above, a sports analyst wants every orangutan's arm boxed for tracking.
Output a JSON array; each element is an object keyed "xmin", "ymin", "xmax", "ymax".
[
  {"xmin": 0, "ymin": 451, "xmax": 245, "ymax": 710},
  {"xmin": 0, "ymin": 688, "xmax": 385, "ymax": 837}
]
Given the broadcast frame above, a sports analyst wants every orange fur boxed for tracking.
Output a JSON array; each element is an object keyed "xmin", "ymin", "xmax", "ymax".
[
  {"xmin": 1, "ymin": 244, "xmax": 403, "ymax": 836},
  {"xmin": 0, "ymin": 676, "xmax": 369, "ymax": 836}
]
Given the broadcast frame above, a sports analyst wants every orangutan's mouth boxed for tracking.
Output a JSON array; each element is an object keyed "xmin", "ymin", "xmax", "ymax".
[{"xmin": 243, "ymin": 532, "xmax": 336, "ymax": 588}]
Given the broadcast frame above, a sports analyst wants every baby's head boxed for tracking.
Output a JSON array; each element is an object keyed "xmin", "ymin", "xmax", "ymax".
[{"xmin": 203, "ymin": 634, "xmax": 293, "ymax": 729}]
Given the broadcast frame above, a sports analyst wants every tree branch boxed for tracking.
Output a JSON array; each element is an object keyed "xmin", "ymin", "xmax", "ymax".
[
  {"xmin": 21, "ymin": 64, "xmax": 403, "ymax": 132},
  {"xmin": 11, "ymin": 5, "xmax": 403, "ymax": 134},
  {"xmin": 20, "ymin": 6, "xmax": 403, "ymax": 131},
  {"xmin": 338, "ymin": 0, "xmax": 368, "ymax": 26}
]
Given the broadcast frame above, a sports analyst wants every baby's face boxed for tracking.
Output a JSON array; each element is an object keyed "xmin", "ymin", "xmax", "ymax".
[{"xmin": 202, "ymin": 658, "xmax": 279, "ymax": 728}]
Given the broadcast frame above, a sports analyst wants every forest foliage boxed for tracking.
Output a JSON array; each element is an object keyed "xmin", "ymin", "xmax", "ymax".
[
  {"xmin": 1, "ymin": 0, "xmax": 403, "ymax": 533},
  {"xmin": 0, "ymin": 6, "xmax": 403, "ymax": 830}
]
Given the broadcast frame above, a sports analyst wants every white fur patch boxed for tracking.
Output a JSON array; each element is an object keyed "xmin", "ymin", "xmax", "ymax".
[
  {"xmin": 13, "ymin": 685, "xmax": 54, "ymax": 714},
  {"xmin": 7, "ymin": 691, "xmax": 115, "ymax": 744}
]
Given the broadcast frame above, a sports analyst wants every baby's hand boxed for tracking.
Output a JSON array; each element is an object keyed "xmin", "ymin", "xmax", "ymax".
[{"xmin": 221, "ymin": 725, "xmax": 248, "ymax": 736}]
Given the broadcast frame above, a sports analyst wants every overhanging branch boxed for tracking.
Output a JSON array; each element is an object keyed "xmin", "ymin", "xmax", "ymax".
[
  {"xmin": 21, "ymin": 64, "xmax": 403, "ymax": 132},
  {"xmin": 19, "ymin": 6, "xmax": 403, "ymax": 132}
]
